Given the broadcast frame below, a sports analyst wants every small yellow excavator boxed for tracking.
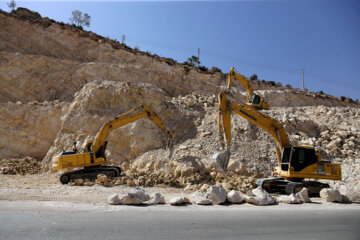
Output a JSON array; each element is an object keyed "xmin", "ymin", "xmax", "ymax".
[
  {"xmin": 227, "ymin": 67, "xmax": 270, "ymax": 110},
  {"xmin": 53, "ymin": 105, "xmax": 175, "ymax": 184},
  {"xmin": 213, "ymin": 83, "xmax": 341, "ymax": 196}
]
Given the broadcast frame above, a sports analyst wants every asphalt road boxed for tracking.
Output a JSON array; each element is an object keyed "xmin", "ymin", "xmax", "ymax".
[{"xmin": 0, "ymin": 201, "xmax": 359, "ymax": 240}]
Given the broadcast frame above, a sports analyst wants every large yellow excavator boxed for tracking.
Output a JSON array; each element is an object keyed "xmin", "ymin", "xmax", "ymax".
[
  {"xmin": 214, "ymin": 89, "xmax": 341, "ymax": 196},
  {"xmin": 227, "ymin": 67, "xmax": 270, "ymax": 110},
  {"xmin": 52, "ymin": 105, "xmax": 175, "ymax": 184}
]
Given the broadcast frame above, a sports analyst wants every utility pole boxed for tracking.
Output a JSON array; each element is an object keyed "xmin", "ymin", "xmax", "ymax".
[
  {"xmin": 122, "ymin": 34, "xmax": 126, "ymax": 44},
  {"xmin": 198, "ymin": 48, "xmax": 200, "ymax": 66},
  {"xmin": 302, "ymin": 69, "xmax": 305, "ymax": 91}
]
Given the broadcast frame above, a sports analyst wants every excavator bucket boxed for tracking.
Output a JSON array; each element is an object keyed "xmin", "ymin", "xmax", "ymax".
[{"xmin": 211, "ymin": 150, "xmax": 230, "ymax": 172}]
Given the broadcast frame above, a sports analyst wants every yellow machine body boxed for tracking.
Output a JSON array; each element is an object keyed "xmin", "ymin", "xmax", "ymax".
[
  {"xmin": 52, "ymin": 153, "xmax": 106, "ymax": 170},
  {"xmin": 217, "ymin": 90, "xmax": 342, "ymax": 182},
  {"xmin": 52, "ymin": 105, "xmax": 174, "ymax": 184}
]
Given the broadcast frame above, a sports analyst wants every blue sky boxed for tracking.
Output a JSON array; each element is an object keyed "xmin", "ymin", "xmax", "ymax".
[{"xmin": 1, "ymin": 0, "xmax": 359, "ymax": 100}]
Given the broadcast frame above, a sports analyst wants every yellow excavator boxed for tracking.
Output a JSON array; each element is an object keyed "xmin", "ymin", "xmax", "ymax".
[
  {"xmin": 227, "ymin": 67, "xmax": 270, "ymax": 110},
  {"xmin": 213, "ymin": 87, "xmax": 341, "ymax": 196},
  {"xmin": 53, "ymin": 105, "xmax": 175, "ymax": 184}
]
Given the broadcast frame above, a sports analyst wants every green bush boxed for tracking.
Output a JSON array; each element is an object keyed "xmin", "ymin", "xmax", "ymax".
[
  {"xmin": 183, "ymin": 61, "xmax": 195, "ymax": 67},
  {"xmin": 198, "ymin": 66, "xmax": 208, "ymax": 72},
  {"xmin": 13, "ymin": 7, "xmax": 41, "ymax": 20},
  {"xmin": 285, "ymin": 84, "xmax": 293, "ymax": 89},
  {"xmin": 250, "ymin": 74, "xmax": 258, "ymax": 81},
  {"xmin": 210, "ymin": 66, "xmax": 222, "ymax": 74},
  {"xmin": 275, "ymin": 82, "xmax": 282, "ymax": 87},
  {"xmin": 71, "ymin": 23, "xmax": 83, "ymax": 30},
  {"xmin": 164, "ymin": 58, "xmax": 176, "ymax": 66},
  {"xmin": 267, "ymin": 81, "xmax": 276, "ymax": 86}
]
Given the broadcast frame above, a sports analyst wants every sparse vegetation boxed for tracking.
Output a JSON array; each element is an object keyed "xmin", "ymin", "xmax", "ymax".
[
  {"xmin": 13, "ymin": 7, "xmax": 41, "ymax": 20},
  {"xmin": 250, "ymin": 74, "xmax": 258, "ymax": 81},
  {"xmin": 69, "ymin": 10, "xmax": 90, "ymax": 28},
  {"xmin": 183, "ymin": 55, "xmax": 200, "ymax": 67},
  {"xmin": 198, "ymin": 66, "xmax": 208, "ymax": 72},
  {"xmin": 285, "ymin": 84, "xmax": 293, "ymax": 89},
  {"xmin": 267, "ymin": 81, "xmax": 276, "ymax": 86},
  {"xmin": 210, "ymin": 66, "xmax": 222, "ymax": 74},
  {"xmin": 7, "ymin": 0, "xmax": 16, "ymax": 12}
]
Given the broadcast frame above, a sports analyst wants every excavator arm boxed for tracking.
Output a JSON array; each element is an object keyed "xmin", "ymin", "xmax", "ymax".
[
  {"xmin": 90, "ymin": 105, "xmax": 174, "ymax": 155},
  {"xmin": 215, "ymin": 91, "xmax": 290, "ymax": 171},
  {"xmin": 227, "ymin": 67, "xmax": 270, "ymax": 110}
]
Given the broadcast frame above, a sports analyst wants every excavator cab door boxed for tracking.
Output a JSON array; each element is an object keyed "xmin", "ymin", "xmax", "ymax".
[
  {"xmin": 281, "ymin": 147, "xmax": 292, "ymax": 172},
  {"xmin": 249, "ymin": 94, "xmax": 261, "ymax": 105}
]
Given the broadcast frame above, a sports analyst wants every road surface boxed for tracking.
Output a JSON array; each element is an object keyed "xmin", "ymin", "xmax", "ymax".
[{"xmin": 0, "ymin": 201, "xmax": 359, "ymax": 240}]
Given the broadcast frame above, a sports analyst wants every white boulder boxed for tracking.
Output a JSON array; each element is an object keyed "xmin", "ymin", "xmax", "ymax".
[
  {"xmin": 107, "ymin": 193, "xmax": 120, "ymax": 205},
  {"xmin": 227, "ymin": 190, "xmax": 244, "ymax": 204},
  {"xmin": 295, "ymin": 188, "xmax": 311, "ymax": 203},
  {"xmin": 320, "ymin": 188, "xmax": 342, "ymax": 202},
  {"xmin": 148, "ymin": 193, "xmax": 165, "ymax": 205},
  {"xmin": 276, "ymin": 194, "xmax": 302, "ymax": 204},
  {"xmin": 206, "ymin": 186, "xmax": 227, "ymax": 205},
  {"xmin": 169, "ymin": 197, "xmax": 190, "ymax": 205},
  {"xmin": 190, "ymin": 190, "xmax": 212, "ymax": 205},
  {"xmin": 244, "ymin": 187, "xmax": 276, "ymax": 206},
  {"xmin": 118, "ymin": 187, "xmax": 150, "ymax": 205}
]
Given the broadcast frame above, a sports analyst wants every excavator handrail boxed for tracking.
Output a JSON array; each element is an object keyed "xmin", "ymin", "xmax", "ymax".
[{"xmin": 90, "ymin": 105, "xmax": 174, "ymax": 153}]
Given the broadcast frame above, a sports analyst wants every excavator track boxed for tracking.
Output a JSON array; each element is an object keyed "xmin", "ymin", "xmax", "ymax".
[
  {"xmin": 257, "ymin": 177, "xmax": 330, "ymax": 197},
  {"xmin": 59, "ymin": 166, "xmax": 121, "ymax": 184}
]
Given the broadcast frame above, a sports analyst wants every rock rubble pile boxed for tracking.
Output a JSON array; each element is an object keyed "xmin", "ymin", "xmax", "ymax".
[{"xmin": 0, "ymin": 157, "xmax": 41, "ymax": 175}]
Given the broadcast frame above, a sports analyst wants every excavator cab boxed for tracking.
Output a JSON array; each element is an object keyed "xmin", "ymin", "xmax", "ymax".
[
  {"xmin": 278, "ymin": 146, "xmax": 341, "ymax": 181},
  {"xmin": 280, "ymin": 147, "xmax": 317, "ymax": 172},
  {"xmin": 247, "ymin": 94, "xmax": 269, "ymax": 110}
]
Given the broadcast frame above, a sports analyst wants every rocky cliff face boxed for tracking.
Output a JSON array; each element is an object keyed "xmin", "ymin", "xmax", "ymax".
[{"xmin": 0, "ymin": 10, "xmax": 359, "ymax": 201}]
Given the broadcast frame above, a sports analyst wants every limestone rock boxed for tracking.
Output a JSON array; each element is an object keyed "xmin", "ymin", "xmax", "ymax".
[
  {"xmin": 320, "ymin": 189, "xmax": 342, "ymax": 203},
  {"xmin": 74, "ymin": 178, "xmax": 84, "ymax": 186},
  {"xmin": 206, "ymin": 186, "xmax": 227, "ymax": 205},
  {"xmin": 148, "ymin": 193, "xmax": 165, "ymax": 205},
  {"xmin": 339, "ymin": 184, "xmax": 360, "ymax": 203},
  {"xmin": 96, "ymin": 174, "xmax": 108, "ymax": 183},
  {"xmin": 227, "ymin": 190, "xmax": 244, "ymax": 204},
  {"xmin": 118, "ymin": 187, "xmax": 150, "ymax": 205},
  {"xmin": 169, "ymin": 197, "xmax": 190, "ymax": 205},
  {"xmin": 244, "ymin": 187, "xmax": 276, "ymax": 206},
  {"xmin": 295, "ymin": 188, "xmax": 311, "ymax": 203},
  {"xmin": 107, "ymin": 193, "xmax": 120, "ymax": 205},
  {"xmin": 0, "ymin": 157, "xmax": 41, "ymax": 175},
  {"xmin": 190, "ymin": 190, "xmax": 212, "ymax": 205},
  {"xmin": 276, "ymin": 194, "xmax": 302, "ymax": 204}
]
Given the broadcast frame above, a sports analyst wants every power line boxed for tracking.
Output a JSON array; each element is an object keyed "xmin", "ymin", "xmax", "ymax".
[{"xmin": 117, "ymin": 34, "xmax": 360, "ymax": 94}]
